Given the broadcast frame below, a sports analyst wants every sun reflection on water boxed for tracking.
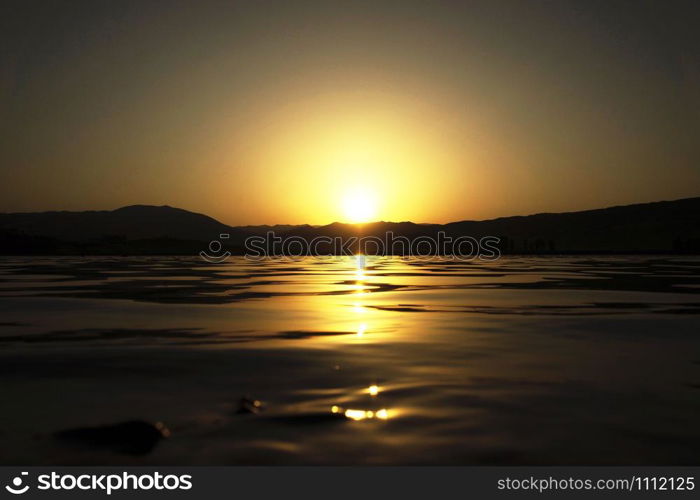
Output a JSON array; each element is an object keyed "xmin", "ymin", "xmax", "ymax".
[
  {"xmin": 315, "ymin": 257, "xmax": 396, "ymax": 423},
  {"xmin": 354, "ymin": 253, "xmax": 366, "ymax": 281},
  {"xmin": 332, "ymin": 406, "xmax": 392, "ymax": 421}
]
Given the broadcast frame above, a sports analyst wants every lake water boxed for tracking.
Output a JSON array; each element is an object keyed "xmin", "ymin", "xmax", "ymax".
[{"xmin": 1, "ymin": 255, "xmax": 699, "ymax": 464}]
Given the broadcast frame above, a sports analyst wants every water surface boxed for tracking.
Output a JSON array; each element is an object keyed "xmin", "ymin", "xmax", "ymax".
[{"xmin": 1, "ymin": 255, "xmax": 699, "ymax": 464}]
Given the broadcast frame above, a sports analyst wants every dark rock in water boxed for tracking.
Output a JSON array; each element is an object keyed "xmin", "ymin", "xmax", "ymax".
[
  {"xmin": 54, "ymin": 420, "xmax": 169, "ymax": 455},
  {"xmin": 236, "ymin": 397, "xmax": 264, "ymax": 414}
]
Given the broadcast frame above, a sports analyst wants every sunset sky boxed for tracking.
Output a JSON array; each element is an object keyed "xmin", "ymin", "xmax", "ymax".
[{"xmin": 1, "ymin": 0, "xmax": 698, "ymax": 225}]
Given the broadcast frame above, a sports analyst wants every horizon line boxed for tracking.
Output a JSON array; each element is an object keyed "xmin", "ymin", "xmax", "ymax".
[{"xmin": 1, "ymin": 194, "xmax": 699, "ymax": 228}]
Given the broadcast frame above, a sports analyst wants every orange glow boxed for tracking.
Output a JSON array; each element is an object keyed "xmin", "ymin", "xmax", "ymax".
[{"xmin": 211, "ymin": 90, "xmax": 468, "ymax": 225}]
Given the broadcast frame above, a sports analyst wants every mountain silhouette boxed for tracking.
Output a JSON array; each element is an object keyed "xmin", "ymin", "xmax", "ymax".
[
  {"xmin": 0, "ymin": 205, "xmax": 243, "ymax": 241},
  {"xmin": 1, "ymin": 198, "xmax": 699, "ymax": 255}
]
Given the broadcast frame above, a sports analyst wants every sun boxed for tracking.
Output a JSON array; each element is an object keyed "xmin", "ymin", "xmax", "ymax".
[{"xmin": 342, "ymin": 188, "xmax": 378, "ymax": 223}]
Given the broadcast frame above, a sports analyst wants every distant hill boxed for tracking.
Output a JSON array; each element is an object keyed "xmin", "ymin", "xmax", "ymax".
[
  {"xmin": 0, "ymin": 205, "xmax": 243, "ymax": 241},
  {"xmin": 443, "ymin": 197, "xmax": 700, "ymax": 253},
  {"xmin": 1, "ymin": 197, "xmax": 699, "ymax": 255},
  {"xmin": 276, "ymin": 197, "xmax": 700, "ymax": 253},
  {"xmin": 0, "ymin": 205, "xmax": 249, "ymax": 255}
]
